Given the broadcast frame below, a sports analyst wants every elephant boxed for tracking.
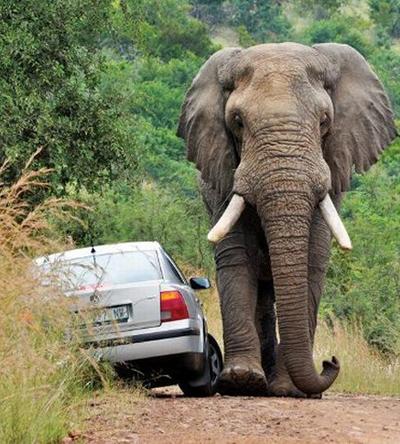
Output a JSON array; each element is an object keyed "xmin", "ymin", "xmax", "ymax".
[{"xmin": 177, "ymin": 42, "xmax": 397, "ymax": 397}]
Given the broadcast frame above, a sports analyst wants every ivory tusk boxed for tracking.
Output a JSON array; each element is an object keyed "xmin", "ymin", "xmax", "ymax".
[
  {"xmin": 319, "ymin": 194, "xmax": 352, "ymax": 251},
  {"xmin": 207, "ymin": 194, "xmax": 246, "ymax": 243}
]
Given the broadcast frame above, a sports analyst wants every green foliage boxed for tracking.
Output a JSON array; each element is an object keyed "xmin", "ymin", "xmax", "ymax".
[
  {"xmin": 190, "ymin": 0, "xmax": 225, "ymax": 27},
  {"xmin": 0, "ymin": 0, "xmax": 137, "ymax": 195},
  {"xmin": 103, "ymin": 1, "xmax": 213, "ymax": 193},
  {"xmin": 129, "ymin": 54, "xmax": 204, "ymax": 191},
  {"xmin": 370, "ymin": 49, "xmax": 400, "ymax": 116},
  {"xmin": 189, "ymin": 0, "xmax": 292, "ymax": 43},
  {"xmin": 322, "ymin": 142, "xmax": 400, "ymax": 354},
  {"xmin": 227, "ymin": 0, "xmax": 292, "ymax": 42},
  {"xmin": 292, "ymin": 0, "xmax": 345, "ymax": 20},
  {"xmin": 300, "ymin": 16, "xmax": 372, "ymax": 56},
  {"xmin": 110, "ymin": 0, "xmax": 214, "ymax": 61},
  {"xmin": 237, "ymin": 25, "xmax": 257, "ymax": 47},
  {"xmin": 58, "ymin": 182, "xmax": 214, "ymax": 272},
  {"xmin": 369, "ymin": 0, "xmax": 400, "ymax": 40}
]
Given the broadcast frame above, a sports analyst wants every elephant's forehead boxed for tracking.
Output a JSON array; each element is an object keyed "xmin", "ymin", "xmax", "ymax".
[
  {"xmin": 244, "ymin": 42, "xmax": 317, "ymax": 61},
  {"xmin": 236, "ymin": 43, "xmax": 325, "ymax": 82}
]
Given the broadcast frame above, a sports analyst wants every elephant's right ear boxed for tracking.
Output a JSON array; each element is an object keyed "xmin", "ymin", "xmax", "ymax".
[{"xmin": 177, "ymin": 48, "xmax": 242, "ymax": 196}]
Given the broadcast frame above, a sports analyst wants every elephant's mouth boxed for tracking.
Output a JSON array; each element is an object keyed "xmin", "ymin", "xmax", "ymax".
[{"xmin": 207, "ymin": 193, "xmax": 352, "ymax": 251}]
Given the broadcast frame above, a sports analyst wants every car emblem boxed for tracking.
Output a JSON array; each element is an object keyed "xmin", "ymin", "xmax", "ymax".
[{"xmin": 90, "ymin": 291, "xmax": 100, "ymax": 303}]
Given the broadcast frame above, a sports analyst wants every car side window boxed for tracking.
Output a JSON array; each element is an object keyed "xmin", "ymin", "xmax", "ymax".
[{"xmin": 163, "ymin": 252, "xmax": 187, "ymax": 284}]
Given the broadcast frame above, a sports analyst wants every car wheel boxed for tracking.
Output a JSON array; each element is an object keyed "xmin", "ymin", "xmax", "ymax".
[{"xmin": 179, "ymin": 334, "xmax": 223, "ymax": 397}]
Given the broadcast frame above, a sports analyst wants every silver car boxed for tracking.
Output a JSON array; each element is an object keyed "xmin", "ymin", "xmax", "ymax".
[{"xmin": 35, "ymin": 241, "xmax": 223, "ymax": 396}]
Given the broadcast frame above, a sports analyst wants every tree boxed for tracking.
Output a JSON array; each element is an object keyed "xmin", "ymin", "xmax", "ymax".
[
  {"xmin": 292, "ymin": 0, "xmax": 346, "ymax": 20},
  {"xmin": 228, "ymin": 0, "xmax": 292, "ymax": 42},
  {"xmin": 369, "ymin": 0, "xmax": 400, "ymax": 40},
  {"xmin": 109, "ymin": 0, "xmax": 214, "ymax": 62},
  {"xmin": 370, "ymin": 49, "xmax": 400, "ymax": 116},
  {"xmin": 190, "ymin": 0, "xmax": 225, "ymax": 28},
  {"xmin": 300, "ymin": 16, "xmax": 372, "ymax": 57},
  {"xmin": 0, "ymin": 0, "xmax": 136, "ymax": 195}
]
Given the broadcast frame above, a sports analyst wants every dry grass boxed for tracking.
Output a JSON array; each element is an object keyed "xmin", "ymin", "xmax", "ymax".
[
  {"xmin": 196, "ymin": 275, "xmax": 400, "ymax": 396},
  {"xmin": 315, "ymin": 320, "xmax": 400, "ymax": 396},
  {"xmin": 0, "ymin": 153, "xmax": 112, "ymax": 443},
  {"xmin": 0, "ymin": 150, "xmax": 80, "ymax": 260}
]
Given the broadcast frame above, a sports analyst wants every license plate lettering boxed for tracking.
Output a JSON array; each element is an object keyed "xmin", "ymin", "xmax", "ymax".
[{"xmin": 93, "ymin": 305, "xmax": 130, "ymax": 325}]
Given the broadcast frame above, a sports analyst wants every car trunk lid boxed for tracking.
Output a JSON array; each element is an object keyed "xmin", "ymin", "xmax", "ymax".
[{"xmin": 73, "ymin": 280, "xmax": 161, "ymax": 330}]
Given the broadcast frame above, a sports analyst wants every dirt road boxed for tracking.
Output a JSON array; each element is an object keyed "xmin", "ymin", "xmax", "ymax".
[{"xmin": 83, "ymin": 387, "xmax": 400, "ymax": 443}]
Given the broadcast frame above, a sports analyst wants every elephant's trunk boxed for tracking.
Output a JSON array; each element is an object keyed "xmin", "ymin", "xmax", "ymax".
[{"xmin": 258, "ymin": 181, "xmax": 339, "ymax": 395}]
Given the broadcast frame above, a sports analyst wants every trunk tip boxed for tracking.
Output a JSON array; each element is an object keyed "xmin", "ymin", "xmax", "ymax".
[{"xmin": 323, "ymin": 356, "xmax": 340, "ymax": 371}]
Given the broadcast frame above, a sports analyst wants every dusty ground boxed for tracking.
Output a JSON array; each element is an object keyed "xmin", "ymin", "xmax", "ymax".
[{"xmin": 81, "ymin": 386, "xmax": 400, "ymax": 444}]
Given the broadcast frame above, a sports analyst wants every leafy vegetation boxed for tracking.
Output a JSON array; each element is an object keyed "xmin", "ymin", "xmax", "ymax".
[
  {"xmin": 323, "ymin": 154, "xmax": 400, "ymax": 354},
  {"xmin": 369, "ymin": 0, "xmax": 400, "ymax": 40},
  {"xmin": 0, "ymin": 1, "xmax": 139, "ymax": 196}
]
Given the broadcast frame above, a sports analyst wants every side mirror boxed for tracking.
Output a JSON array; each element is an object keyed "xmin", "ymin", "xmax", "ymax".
[{"xmin": 189, "ymin": 277, "xmax": 211, "ymax": 290}]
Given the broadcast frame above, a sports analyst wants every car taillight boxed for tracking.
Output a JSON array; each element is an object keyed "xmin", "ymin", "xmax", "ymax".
[{"xmin": 160, "ymin": 290, "xmax": 189, "ymax": 322}]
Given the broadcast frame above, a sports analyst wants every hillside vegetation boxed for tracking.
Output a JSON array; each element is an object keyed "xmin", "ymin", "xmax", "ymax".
[{"xmin": 0, "ymin": 0, "xmax": 399, "ymax": 440}]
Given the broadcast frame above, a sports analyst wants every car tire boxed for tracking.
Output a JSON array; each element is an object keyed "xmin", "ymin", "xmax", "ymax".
[{"xmin": 179, "ymin": 334, "xmax": 223, "ymax": 397}]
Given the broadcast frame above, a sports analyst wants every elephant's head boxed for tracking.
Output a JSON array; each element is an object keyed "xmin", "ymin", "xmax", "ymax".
[{"xmin": 178, "ymin": 43, "xmax": 396, "ymax": 395}]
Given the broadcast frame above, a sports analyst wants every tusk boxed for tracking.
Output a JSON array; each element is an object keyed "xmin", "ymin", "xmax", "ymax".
[
  {"xmin": 207, "ymin": 194, "xmax": 245, "ymax": 243},
  {"xmin": 319, "ymin": 194, "xmax": 352, "ymax": 251}
]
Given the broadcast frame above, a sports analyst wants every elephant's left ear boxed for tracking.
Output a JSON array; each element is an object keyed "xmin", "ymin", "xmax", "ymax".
[
  {"xmin": 177, "ymin": 48, "xmax": 242, "ymax": 197},
  {"xmin": 313, "ymin": 43, "xmax": 397, "ymax": 193}
]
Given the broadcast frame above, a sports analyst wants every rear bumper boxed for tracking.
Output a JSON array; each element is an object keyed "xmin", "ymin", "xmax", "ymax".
[
  {"xmin": 87, "ymin": 326, "xmax": 200, "ymax": 348},
  {"xmin": 85, "ymin": 319, "xmax": 204, "ymax": 364}
]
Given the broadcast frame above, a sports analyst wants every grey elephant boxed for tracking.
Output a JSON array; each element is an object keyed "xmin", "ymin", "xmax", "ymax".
[{"xmin": 177, "ymin": 43, "xmax": 396, "ymax": 397}]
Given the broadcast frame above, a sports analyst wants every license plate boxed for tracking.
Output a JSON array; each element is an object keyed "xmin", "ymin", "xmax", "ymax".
[{"xmin": 93, "ymin": 305, "xmax": 130, "ymax": 325}]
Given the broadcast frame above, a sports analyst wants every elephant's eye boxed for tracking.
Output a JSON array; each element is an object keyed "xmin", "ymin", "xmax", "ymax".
[
  {"xmin": 234, "ymin": 113, "xmax": 244, "ymax": 129},
  {"xmin": 320, "ymin": 113, "xmax": 330, "ymax": 136}
]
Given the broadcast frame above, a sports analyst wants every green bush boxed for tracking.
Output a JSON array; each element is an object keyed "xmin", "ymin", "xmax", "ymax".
[
  {"xmin": 110, "ymin": 0, "xmax": 214, "ymax": 62},
  {"xmin": 58, "ymin": 182, "xmax": 214, "ymax": 272},
  {"xmin": 322, "ymin": 142, "xmax": 400, "ymax": 354},
  {"xmin": 369, "ymin": 0, "xmax": 400, "ymax": 40},
  {"xmin": 0, "ymin": 0, "xmax": 136, "ymax": 195},
  {"xmin": 370, "ymin": 49, "xmax": 400, "ymax": 116},
  {"xmin": 228, "ymin": 0, "xmax": 292, "ymax": 42},
  {"xmin": 300, "ymin": 16, "xmax": 372, "ymax": 57},
  {"xmin": 291, "ymin": 0, "xmax": 346, "ymax": 20}
]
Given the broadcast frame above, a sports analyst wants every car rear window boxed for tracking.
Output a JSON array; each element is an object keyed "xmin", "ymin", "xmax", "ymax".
[{"xmin": 44, "ymin": 250, "xmax": 161, "ymax": 290}]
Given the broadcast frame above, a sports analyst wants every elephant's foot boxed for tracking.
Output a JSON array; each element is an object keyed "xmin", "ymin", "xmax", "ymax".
[
  {"xmin": 268, "ymin": 378, "xmax": 322, "ymax": 399},
  {"xmin": 218, "ymin": 360, "xmax": 268, "ymax": 396}
]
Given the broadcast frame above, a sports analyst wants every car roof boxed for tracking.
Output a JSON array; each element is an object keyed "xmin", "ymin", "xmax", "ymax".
[{"xmin": 35, "ymin": 241, "xmax": 163, "ymax": 266}]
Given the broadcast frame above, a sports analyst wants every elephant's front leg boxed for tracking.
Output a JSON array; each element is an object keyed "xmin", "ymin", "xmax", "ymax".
[
  {"xmin": 256, "ymin": 279, "xmax": 277, "ymax": 383},
  {"xmin": 216, "ymin": 232, "xmax": 268, "ymax": 395}
]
